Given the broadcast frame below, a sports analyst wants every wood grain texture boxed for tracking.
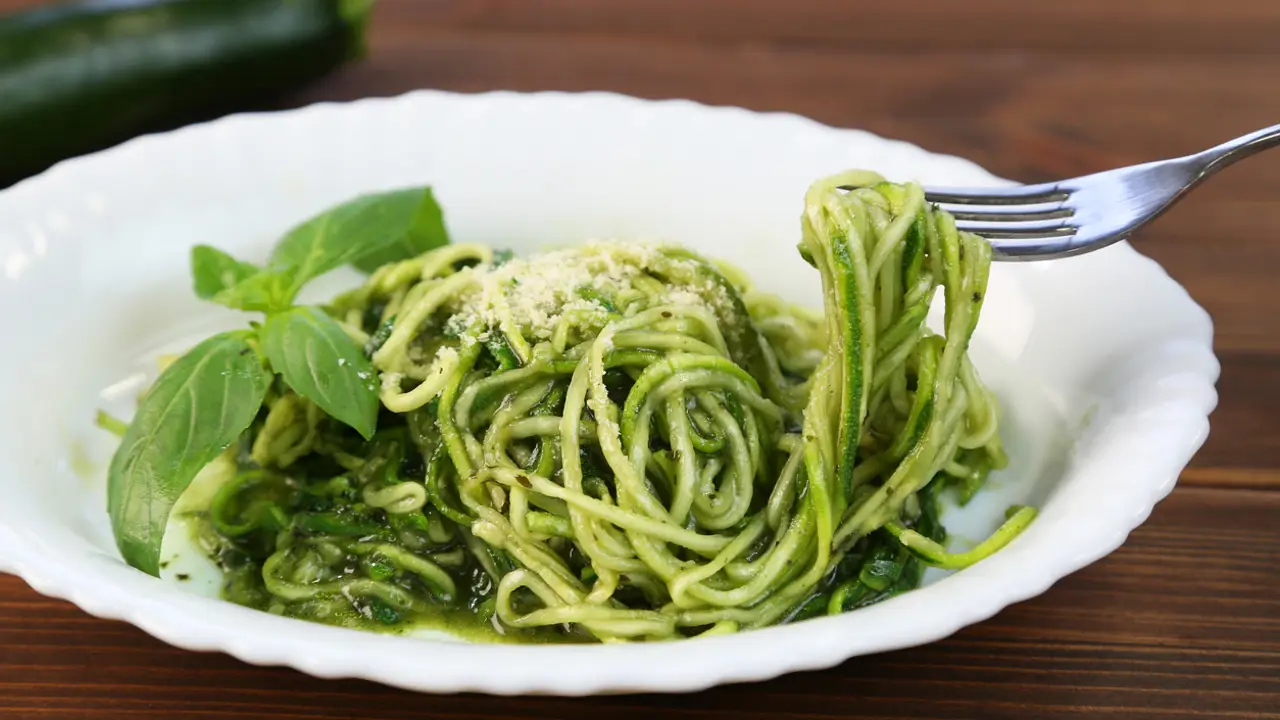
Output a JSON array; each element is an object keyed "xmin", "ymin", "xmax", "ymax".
[{"xmin": 1, "ymin": 0, "xmax": 1278, "ymax": 717}]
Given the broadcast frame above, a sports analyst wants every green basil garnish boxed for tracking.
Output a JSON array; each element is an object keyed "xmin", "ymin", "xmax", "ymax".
[
  {"xmin": 190, "ymin": 245, "xmax": 261, "ymax": 300},
  {"xmin": 196, "ymin": 187, "xmax": 449, "ymax": 313},
  {"xmin": 107, "ymin": 332, "xmax": 272, "ymax": 576},
  {"xmin": 114, "ymin": 187, "xmax": 453, "ymax": 575},
  {"xmin": 267, "ymin": 186, "xmax": 449, "ymax": 300},
  {"xmin": 261, "ymin": 307, "xmax": 380, "ymax": 439}
]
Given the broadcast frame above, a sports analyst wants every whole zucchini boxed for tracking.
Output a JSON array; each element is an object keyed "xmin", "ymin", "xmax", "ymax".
[{"xmin": 0, "ymin": 0, "xmax": 373, "ymax": 187}]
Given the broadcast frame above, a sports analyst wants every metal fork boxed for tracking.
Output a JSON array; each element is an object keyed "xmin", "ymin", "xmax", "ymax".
[{"xmin": 921, "ymin": 124, "xmax": 1280, "ymax": 261}]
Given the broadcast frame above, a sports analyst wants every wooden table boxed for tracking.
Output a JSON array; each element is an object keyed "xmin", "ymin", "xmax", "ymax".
[{"xmin": 2, "ymin": 1, "xmax": 1279, "ymax": 718}]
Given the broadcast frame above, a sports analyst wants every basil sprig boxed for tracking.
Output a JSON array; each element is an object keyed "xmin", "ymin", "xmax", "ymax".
[
  {"xmin": 107, "ymin": 187, "xmax": 449, "ymax": 575},
  {"xmin": 107, "ymin": 332, "xmax": 272, "ymax": 575},
  {"xmin": 207, "ymin": 188, "xmax": 448, "ymax": 313},
  {"xmin": 190, "ymin": 246, "xmax": 260, "ymax": 300}
]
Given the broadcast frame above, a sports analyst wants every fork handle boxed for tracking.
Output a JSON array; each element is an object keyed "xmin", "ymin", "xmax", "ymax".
[{"xmin": 1190, "ymin": 123, "xmax": 1280, "ymax": 176}]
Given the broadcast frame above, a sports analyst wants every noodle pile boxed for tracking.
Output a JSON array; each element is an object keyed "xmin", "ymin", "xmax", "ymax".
[{"xmin": 197, "ymin": 171, "xmax": 1025, "ymax": 641}]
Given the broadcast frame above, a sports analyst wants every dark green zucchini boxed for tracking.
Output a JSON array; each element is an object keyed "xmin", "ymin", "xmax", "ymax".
[{"xmin": 0, "ymin": 0, "xmax": 373, "ymax": 187}]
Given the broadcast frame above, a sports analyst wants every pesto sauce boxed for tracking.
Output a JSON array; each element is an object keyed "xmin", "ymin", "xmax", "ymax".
[{"xmin": 190, "ymin": 511, "xmax": 572, "ymax": 645}]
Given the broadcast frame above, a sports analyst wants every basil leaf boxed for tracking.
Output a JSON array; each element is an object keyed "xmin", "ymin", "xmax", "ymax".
[
  {"xmin": 268, "ymin": 187, "xmax": 449, "ymax": 301},
  {"xmin": 108, "ymin": 332, "xmax": 272, "ymax": 576},
  {"xmin": 261, "ymin": 306, "xmax": 380, "ymax": 439},
  {"xmin": 190, "ymin": 246, "xmax": 261, "ymax": 300},
  {"xmin": 350, "ymin": 188, "xmax": 449, "ymax": 273},
  {"xmin": 212, "ymin": 268, "xmax": 297, "ymax": 313}
]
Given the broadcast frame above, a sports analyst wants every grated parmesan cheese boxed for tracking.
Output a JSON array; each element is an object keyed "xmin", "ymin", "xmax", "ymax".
[
  {"xmin": 443, "ymin": 242, "xmax": 732, "ymax": 343},
  {"xmin": 380, "ymin": 371, "xmax": 405, "ymax": 393}
]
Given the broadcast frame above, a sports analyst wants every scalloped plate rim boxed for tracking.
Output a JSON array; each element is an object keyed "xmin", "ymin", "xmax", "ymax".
[{"xmin": 0, "ymin": 89, "xmax": 1218, "ymax": 696}]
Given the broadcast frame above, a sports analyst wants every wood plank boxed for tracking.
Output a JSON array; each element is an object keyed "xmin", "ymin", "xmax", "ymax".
[
  {"xmin": 289, "ymin": 31, "xmax": 1280, "ymax": 190},
  {"xmin": 1188, "ymin": 352, "xmax": 1280, "ymax": 475},
  {"xmin": 1180, "ymin": 467, "xmax": 1280, "ymax": 489},
  {"xmin": 394, "ymin": 0, "xmax": 1280, "ymax": 54},
  {"xmin": 1131, "ymin": 200, "xmax": 1280, "ymax": 356},
  {"xmin": 0, "ymin": 487, "xmax": 1275, "ymax": 719},
  {"xmin": 307, "ymin": 2, "xmax": 1280, "ymax": 196}
]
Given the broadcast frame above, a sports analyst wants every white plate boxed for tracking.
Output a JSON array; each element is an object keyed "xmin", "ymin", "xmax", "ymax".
[{"xmin": 0, "ymin": 90, "xmax": 1218, "ymax": 695}]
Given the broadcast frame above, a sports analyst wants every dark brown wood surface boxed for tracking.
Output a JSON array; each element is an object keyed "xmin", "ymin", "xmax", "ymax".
[{"xmin": 2, "ymin": 1, "xmax": 1279, "ymax": 718}]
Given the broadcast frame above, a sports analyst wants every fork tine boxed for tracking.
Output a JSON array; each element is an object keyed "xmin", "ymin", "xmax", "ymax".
[
  {"xmin": 988, "ymin": 236, "xmax": 1085, "ymax": 261},
  {"xmin": 936, "ymin": 201, "xmax": 1074, "ymax": 222},
  {"xmin": 955, "ymin": 219, "xmax": 1077, "ymax": 239},
  {"xmin": 925, "ymin": 182, "xmax": 1069, "ymax": 205}
]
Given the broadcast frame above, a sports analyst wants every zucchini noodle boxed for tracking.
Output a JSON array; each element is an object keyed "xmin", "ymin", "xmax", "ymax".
[{"xmin": 194, "ymin": 171, "xmax": 1026, "ymax": 641}]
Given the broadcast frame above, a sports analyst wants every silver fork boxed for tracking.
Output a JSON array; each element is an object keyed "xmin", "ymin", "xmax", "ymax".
[{"xmin": 921, "ymin": 124, "xmax": 1280, "ymax": 261}]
